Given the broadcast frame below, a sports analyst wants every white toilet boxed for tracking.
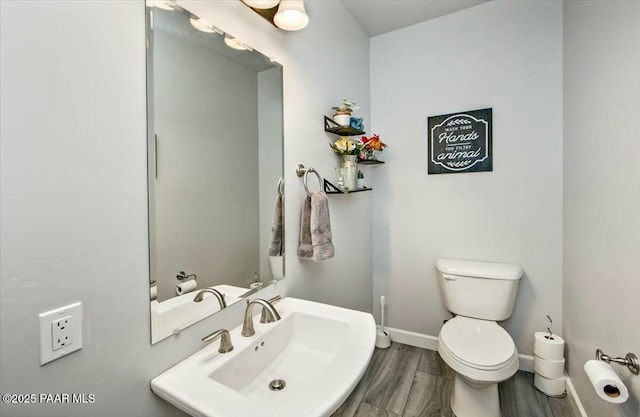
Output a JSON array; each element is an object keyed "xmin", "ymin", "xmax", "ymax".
[{"xmin": 436, "ymin": 259, "xmax": 523, "ymax": 417}]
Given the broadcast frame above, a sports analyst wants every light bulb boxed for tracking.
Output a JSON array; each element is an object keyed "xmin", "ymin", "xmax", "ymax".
[
  {"xmin": 274, "ymin": 0, "xmax": 309, "ymax": 31},
  {"xmin": 146, "ymin": 0, "xmax": 174, "ymax": 10},
  {"xmin": 242, "ymin": 0, "xmax": 280, "ymax": 9},
  {"xmin": 224, "ymin": 37, "xmax": 248, "ymax": 51},
  {"xmin": 189, "ymin": 18, "xmax": 216, "ymax": 33}
]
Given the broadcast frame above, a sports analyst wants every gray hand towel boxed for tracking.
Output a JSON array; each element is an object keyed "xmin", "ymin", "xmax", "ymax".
[
  {"xmin": 297, "ymin": 195, "xmax": 314, "ymax": 259},
  {"xmin": 310, "ymin": 191, "xmax": 334, "ymax": 262},
  {"xmin": 268, "ymin": 194, "xmax": 284, "ymax": 256}
]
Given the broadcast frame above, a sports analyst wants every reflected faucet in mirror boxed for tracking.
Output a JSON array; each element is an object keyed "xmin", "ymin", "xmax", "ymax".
[{"xmin": 193, "ymin": 288, "xmax": 227, "ymax": 309}]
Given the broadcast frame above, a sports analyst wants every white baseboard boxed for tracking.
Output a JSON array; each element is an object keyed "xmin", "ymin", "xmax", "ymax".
[
  {"xmin": 381, "ymin": 326, "xmax": 534, "ymax": 372},
  {"xmin": 380, "ymin": 326, "xmax": 439, "ymax": 350},
  {"xmin": 566, "ymin": 377, "xmax": 588, "ymax": 417},
  {"xmin": 518, "ymin": 353, "xmax": 534, "ymax": 372}
]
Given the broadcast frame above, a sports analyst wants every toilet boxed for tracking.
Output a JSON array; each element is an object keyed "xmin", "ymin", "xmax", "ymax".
[{"xmin": 436, "ymin": 259, "xmax": 523, "ymax": 417}]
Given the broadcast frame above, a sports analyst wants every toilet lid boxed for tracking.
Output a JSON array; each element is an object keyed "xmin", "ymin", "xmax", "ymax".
[{"xmin": 440, "ymin": 316, "xmax": 516, "ymax": 370}]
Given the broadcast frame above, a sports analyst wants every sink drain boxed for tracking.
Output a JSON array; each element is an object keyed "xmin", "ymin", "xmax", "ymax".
[{"xmin": 269, "ymin": 379, "xmax": 286, "ymax": 391}]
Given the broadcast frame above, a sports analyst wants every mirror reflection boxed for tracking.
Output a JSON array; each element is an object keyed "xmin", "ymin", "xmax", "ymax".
[{"xmin": 146, "ymin": 4, "xmax": 284, "ymax": 344}]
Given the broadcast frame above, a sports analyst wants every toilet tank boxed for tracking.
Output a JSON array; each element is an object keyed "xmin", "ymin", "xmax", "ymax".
[{"xmin": 437, "ymin": 259, "xmax": 523, "ymax": 321}]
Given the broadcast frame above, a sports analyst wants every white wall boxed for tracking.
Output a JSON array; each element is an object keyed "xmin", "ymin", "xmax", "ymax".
[
  {"xmin": 0, "ymin": 1, "xmax": 370, "ymax": 416},
  {"xmin": 179, "ymin": 0, "xmax": 372, "ymax": 313},
  {"xmin": 152, "ymin": 27, "xmax": 260, "ymax": 301},
  {"xmin": 563, "ymin": 2, "xmax": 640, "ymax": 416},
  {"xmin": 369, "ymin": 0, "xmax": 563, "ymax": 356}
]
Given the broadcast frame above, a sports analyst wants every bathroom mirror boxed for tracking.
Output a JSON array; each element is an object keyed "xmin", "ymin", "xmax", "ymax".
[{"xmin": 146, "ymin": 4, "xmax": 284, "ymax": 344}]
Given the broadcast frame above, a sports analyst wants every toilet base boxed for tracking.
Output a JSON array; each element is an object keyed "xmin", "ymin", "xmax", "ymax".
[{"xmin": 451, "ymin": 374, "xmax": 501, "ymax": 417}]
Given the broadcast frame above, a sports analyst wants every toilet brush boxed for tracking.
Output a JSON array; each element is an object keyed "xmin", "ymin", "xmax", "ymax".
[{"xmin": 376, "ymin": 296, "xmax": 391, "ymax": 349}]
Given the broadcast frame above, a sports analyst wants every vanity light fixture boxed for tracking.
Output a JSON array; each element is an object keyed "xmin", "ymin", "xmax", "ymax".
[
  {"xmin": 224, "ymin": 36, "xmax": 251, "ymax": 51},
  {"xmin": 273, "ymin": 0, "xmax": 309, "ymax": 31},
  {"xmin": 189, "ymin": 17, "xmax": 219, "ymax": 34},
  {"xmin": 242, "ymin": 0, "xmax": 280, "ymax": 9}
]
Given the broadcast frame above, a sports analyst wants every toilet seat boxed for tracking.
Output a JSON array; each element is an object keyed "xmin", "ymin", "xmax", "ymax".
[{"xmin": 439, "ymin": 316, "xmax": 517, "ymax": 372}]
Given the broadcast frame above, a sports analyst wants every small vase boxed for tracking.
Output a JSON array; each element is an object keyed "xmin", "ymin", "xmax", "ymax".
[{"xmin": 340, "ymin": 154, "xmax": 358, "ymax": 190}]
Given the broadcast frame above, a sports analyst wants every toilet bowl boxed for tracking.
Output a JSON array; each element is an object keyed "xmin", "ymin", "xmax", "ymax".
[
  {"xmin": 438, "ymin": 316, "xmax": 519, "ymax": 417},
  {"xmin": 435, "ymin": 259, "xmax": 523, "ymax": 417}
]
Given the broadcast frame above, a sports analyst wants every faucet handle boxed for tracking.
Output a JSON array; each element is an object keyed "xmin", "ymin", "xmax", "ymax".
[
  {"xmin": 260, "ymin": 295, "xmax": 282, "ymax": 323},
  {"xmin": 202, "ymin": 329, "xmax": 234, "ymax": 353}
]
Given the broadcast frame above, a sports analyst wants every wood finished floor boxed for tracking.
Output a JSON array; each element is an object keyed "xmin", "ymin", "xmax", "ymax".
[{"xmin": 331, "ymin": 343, "xmax": 579, "ymax": 417}]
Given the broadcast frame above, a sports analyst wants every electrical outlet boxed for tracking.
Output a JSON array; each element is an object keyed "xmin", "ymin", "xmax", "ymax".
[
  {"xmin": 51, "ymin": 316, "xmax": 73, "ymax": 350},
  {"xmin": 39, "ymin": 302, "xmax": 82, "ymax": 365}
]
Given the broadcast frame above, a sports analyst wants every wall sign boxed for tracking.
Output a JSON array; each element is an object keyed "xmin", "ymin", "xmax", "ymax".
[{"xmin": 427, "ymin": 108, "xmax": 492, "ymax": 174}]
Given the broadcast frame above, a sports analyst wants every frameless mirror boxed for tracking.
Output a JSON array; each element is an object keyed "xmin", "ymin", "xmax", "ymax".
[{"xmin": 146, "ymin": 4, "xmax": 284, "ymax": 344}]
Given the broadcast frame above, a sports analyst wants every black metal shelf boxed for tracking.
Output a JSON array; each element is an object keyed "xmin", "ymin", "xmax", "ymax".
[
  {"xmin": 323, "ymin": 179, "xmax": 372, "ymax": 195},
  {"xmin": 357, "ymin": 159, "xmax": 385, "ymax": 165},
  {"xmin": 324, "ymin": 116, "xmax": 365, "ymax": 136}
]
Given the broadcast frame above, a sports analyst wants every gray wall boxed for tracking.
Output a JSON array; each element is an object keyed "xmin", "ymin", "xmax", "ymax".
[
  {"xmin": 563, "ymin": 2, "xmax": 640, "ymax": 416},
  {"xmin": 0, "ymin": 1, "xmax": 370, "ymax": 416},
  {"xmin": 152, "ymin": 27, "xmax": 260, "ymax": 301},
  {"xmin": 369, "ymin": 0, "xmax": 563, "ymax": 356}
]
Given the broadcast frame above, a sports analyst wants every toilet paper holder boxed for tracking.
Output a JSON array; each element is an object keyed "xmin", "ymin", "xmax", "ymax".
[
  {"xmin": 177, "ymin": 271, "xmax": 197, "ymax": 282},
  {"xmin": 596, "ymin": 349, "xmax": 639, "ymax": 375}
]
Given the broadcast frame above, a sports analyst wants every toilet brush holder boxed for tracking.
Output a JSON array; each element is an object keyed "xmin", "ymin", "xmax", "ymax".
[
  {"xmin": 376, "ymin": 296, "xmax": 391, "ymax": 349},
  {"xmin": 376, "ymin": 328, "xmax": 391, "ymax": 349}
]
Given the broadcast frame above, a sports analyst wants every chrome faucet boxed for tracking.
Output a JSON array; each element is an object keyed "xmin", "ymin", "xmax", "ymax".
[
  {"xmin": 241, "ymin": 298, "xmax": 281, "ymax": 337},
  {"xmin": 193, "ymin": 288, "xmax": 227, "ymax": 309},
  {"xmin": 202, "ymin": 329, "xmax": 234, "ymax": 353}
]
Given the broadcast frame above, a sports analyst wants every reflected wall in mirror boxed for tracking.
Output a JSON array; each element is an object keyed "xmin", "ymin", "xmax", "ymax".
[{"xmin": 146, "ymin": 4, "xmax": 284, "ymax": 344}]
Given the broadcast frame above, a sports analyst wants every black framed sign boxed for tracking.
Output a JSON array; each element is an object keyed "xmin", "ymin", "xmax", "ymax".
[{"xmin": 427, "ymin": 108, "xmax": 492, "ymax": 174}]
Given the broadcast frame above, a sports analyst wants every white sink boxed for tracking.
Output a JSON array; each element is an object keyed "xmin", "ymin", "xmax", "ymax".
[{"xmin": 151, "ymin": 297, "xmax": 376, "ymax": 417}]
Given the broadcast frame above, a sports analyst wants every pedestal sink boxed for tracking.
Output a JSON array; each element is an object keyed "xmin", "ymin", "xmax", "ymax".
[{"xmin": 151, "ymin": 297, "xmax": 376, "ymax": 417}]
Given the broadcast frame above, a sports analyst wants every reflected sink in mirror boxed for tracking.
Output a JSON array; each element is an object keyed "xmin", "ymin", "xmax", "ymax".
[
  {"xmin": 151, "ymin": 285, "xmax": 248, "ymax": 344},
  {"xmin": 151, "ymin": 298, "xmax": 376, "ymax": 417}
]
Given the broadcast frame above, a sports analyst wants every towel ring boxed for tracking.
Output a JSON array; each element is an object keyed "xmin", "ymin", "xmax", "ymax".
[
  {"xmin": 304, "ymin": 169, "xmax": 322, "ymax": 196},
  {"xmin": 277, "ymin": 177, "xmax": 284, "ymax": 197},
  {"xmin": 295, "ymin": 164, "xmax": 323, "ymax": 196}
]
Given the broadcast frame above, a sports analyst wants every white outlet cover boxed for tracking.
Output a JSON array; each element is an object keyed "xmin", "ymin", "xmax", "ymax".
[{"xmin": 39, "ymin": 302, "xmax": 82, "ymax": 365}]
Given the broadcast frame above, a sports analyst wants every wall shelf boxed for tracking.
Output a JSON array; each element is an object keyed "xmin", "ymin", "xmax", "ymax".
[
  {"xmin": 324, "ymin": 179, "xmax": 371, "ymax": 195},
  {"xmin": 357, "ymin": 159, "xmax": 385, "ymax": 165},
  {"xmin": 324, "ymin": 116, "xmax": 365, "ymax": 136}
]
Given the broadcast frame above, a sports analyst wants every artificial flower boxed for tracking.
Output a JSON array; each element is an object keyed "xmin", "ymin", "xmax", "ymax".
[
  {"xmin": 362, "ymin": 134, "xmax": 388, "ymax": 151},
  {"xmin": 329, "ymin": 136, "xmax": 363, "ymax": 155}
]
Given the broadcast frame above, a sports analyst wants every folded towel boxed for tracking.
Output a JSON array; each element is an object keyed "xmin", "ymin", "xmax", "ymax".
[
  {"xmin": 297, "ymin": 195, "xmax": 314, "ymax": 259},
  {"xmin": 310, "ymin": 192, "xmax": 334, "ymax": 262},
  {"xmin": 268, "ymin": 194, "xmax": 284, "ymax": 256}
]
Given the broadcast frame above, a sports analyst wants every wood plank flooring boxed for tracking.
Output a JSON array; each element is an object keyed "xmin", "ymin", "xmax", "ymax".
[{"xmin": 332, "ymin": 342, "xmax": 579, "ymax": 417}]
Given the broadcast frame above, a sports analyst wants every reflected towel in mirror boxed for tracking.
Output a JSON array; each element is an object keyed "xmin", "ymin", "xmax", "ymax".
[{"xmin": 268, "ymin": 194, "xmax": 284, "ymax": 256}]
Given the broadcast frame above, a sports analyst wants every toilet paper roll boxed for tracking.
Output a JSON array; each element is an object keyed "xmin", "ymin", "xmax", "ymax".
[
  {"xmin": 150, "ymin": 286, "xmax": 157, "ymax": 301},
  {"xmin": 534, "ymin": 332, "xmax": 565, "ymax": 361},
  {"xmin": 534, "ymin": 354, "xmax": 565, "ymax": 379},
  {"xmin": 584, "ymin": 360, "xmax": 629, "ymax": 404},
  {"xmin": 249, "ymin": 282, "xmax": 264, "ymax": 290},
  {"xmin": 534, "ymin": 373, "xmax": 566, "ymax": 397},
  {"xmin": 176, "ymin": 279, "xmax": 197, "ymax": 295}
]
